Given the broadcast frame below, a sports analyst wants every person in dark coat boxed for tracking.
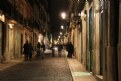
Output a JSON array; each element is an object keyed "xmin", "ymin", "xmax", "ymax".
[
  {"xmin": 23, "ymin": 41, "xmax": 29, "ymax": 61},
  {"xmin": 40, "ymin": 42, "xmax": 45, "ymax": 59},
  {"xmin": 36, "ymin": 42, "xmax": 41, "ymax": 56},
  {"xmin": 66, "ymin": 42, "xmax": 74, "ymax": 58},
  {"xmin": 28, "ymin": 42, "xmax": 33, "ymax": 61},
  {"xmin": 51, "ymin": 43, "xmax": 55, "ymax": 57},
  {"xmin": 58, "ymin": 44, "xmax": 63, "ymax": 57},
  {"xmin": 41, "ymin": 42, "xmax": 45, "ymax": 52}
]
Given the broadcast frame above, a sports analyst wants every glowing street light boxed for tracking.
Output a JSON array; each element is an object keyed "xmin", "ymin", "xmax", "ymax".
[
  {"xmin": 78, "ymin": 13, "xmax": 81, "ymax": 16},
  {"xmin": 60, "ymin": 32, "xmax": 62, "ymax": 35},
  {"xmin": 58, "ymin": 35, "xmax": 60, "ymax": 38},
  {"xmin": 8, "ymin": 23, "xmax": 14, "ymax": 29},
  {"xmin": 61, "ymin": 25, "xmax": 64, "ymax": 29},
  {"xmin": 61, "ymin": 12, "xmax": 66, "ymax": 19}
]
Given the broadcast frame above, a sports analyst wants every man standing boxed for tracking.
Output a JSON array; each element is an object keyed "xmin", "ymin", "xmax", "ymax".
[
  {"xmin": 66, "ymin": 42, "xmax": 74, "ymax": 58},
  {"xmin": 37, "ymin": 42, "xmax": 41, "ymax": 56},
  {"xmin": 58, "ymin": 44, "xmax": 63, "ymax": 57},
  {"xmin": 28, "ymin": 42, "xmax": 33, "ymax": 61},
  {"xmin": 23, "ymin": 41, "xmax": 29, "ymax": 61},
  {"xmin": 41, "ymin": 42, "xmax": 45, "ymax": 59}
]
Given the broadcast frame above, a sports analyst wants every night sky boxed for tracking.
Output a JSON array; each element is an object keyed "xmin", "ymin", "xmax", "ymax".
[{"xmin": 48, "ymin": 0, "xmax": 70, "ymax": 39}]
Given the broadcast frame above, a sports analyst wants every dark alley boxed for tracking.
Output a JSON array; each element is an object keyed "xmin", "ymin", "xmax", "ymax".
[{"xmin": 0, "ymin": 0, "xmax": 120, "ymax": 81}]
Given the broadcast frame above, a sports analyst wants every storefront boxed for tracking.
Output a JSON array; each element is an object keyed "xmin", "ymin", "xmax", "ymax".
[{"xmin": 7, "ymin": 20, "xmax": 24, "ymax": 61}]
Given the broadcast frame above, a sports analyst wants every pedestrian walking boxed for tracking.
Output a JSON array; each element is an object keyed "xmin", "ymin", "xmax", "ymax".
[
  {"xmin": 58, "ymin": 44, "xmax": 63, "ymax": 57},
  {"xmin": 23, "ymin": 41, "xmax": 29, "ymax": 61},
  {"xmin": 40, "ymin": 42, "xmax": 45, "ymax": 59},
  {"xmin": 36, "ymin": 42, "xmax": 41, "ymax": 56},
  {"xmin": 51, "ymin": 43, "xmax": 55, "ymax": 57},
  {"xmin": 28, "ymin": 42, "xmax": 33, "ymax": 61},
  {"xmin": 66, "ymin": 42, "xmax": 74, "ymax": 58}
]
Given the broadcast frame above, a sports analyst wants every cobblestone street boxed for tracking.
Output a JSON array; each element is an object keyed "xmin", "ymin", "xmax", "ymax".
[{"xmin": 0, "ymin": 53, "xmax": 73, "ymax": 81}]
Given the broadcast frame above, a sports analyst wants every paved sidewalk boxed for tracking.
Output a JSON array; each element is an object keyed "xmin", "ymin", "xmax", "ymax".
[
  {"xmin": 0, "ymin": 56, "xmax": 73, "ymax": 81},
  {"xmin": 0, "ymin": 59, "xmax": 24, "ymax": 70},
  {"xmin": 67, "ymin": 57, "xmax": 97, "ymax": 81},
  {"xmin": 0, "ymin": 52, "xmax": 97, "ymax": 81}
]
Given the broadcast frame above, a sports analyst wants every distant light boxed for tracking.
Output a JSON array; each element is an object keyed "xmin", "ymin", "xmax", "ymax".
[
  {"xmin": 58, "ymin": 36, "xmax": 60, "ymax": 38},
  {"xmin": 61, "ymin": 12, "xmax": 66, "ymax": 19},
  {"xmin": 38, "ymin": 34, "xmax": 43, "ymax": 42},
  {"xmin": 81, "ymin": 11, "xmax": 86, "ymax": 18},
  {"xmin": 54, "ymin": 47, "xmax": 58, "ymax": 51},
  {"xmin": 60, "ymin": 32, "xmax": 62, "ymax": 35},
  {"xmin": 61, "ymin": 25, "xmax": 64, "ymax": 29},
  {"xmin": 78, "ymin": 13, "xmax": 81, "ymax": 16},
  {"xmin": 0, "ymin": 14, "xmax": 5, "ymax": 22},
  {"xmin": 8, "ymin": 23, "xmax": 14, "ymax": 29}
]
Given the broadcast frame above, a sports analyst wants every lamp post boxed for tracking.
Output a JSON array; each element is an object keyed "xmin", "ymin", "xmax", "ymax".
[
  {"xmin": 61, "ymin": 12, "xmax": 66, "ymax": 19},
  {"xmin": 61, "ymin": 25, "xmax": 64, "ymax": 29},
  {"xmin": 60, "ymin": 12, "xmax": 71, "ymax": 43}
]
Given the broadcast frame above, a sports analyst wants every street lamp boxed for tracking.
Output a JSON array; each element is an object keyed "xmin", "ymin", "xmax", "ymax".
[
  {"xmin": 8, "ymin": 23, "xmax": 14, "ymax": 29},
  {"xmin": 78, "ymin": 13, "xmax": 81, "ymax": 16},
  {"xmin": 60, "ymin": 32, "xmax": 62, "ymax": 35},
  {"xmin": 61, "ymin": 12, "xmax": 66, "ymax": 19},
  {"xmin": 61, "ymin": 25, "xmax": 64, "ymax": 29},
  {"xmin": 58, "ymin": 35, "xmax": 60, "ymax": 38}
]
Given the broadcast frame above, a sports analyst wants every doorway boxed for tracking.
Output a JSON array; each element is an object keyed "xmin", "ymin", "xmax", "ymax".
[
  {"xmin": 8, "ymin": 28, "xmax": 14, "ymax": 60},
  {"xmin": 89, "ymin": 7, "xmax": 93, "ymax": 72},
  {"xmin": 99, "ymin": 0, "xmax": 104, "ymax": 75}
]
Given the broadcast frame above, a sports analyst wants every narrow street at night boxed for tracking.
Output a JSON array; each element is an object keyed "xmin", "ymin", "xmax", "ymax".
[
  {"xmin": 0, "ymin": 51, "xmax": 97, "ymax": 81},
  {"xmin": 0, "ymin": 53, "xmax": 73, "ymax": 81},
  {"xmin": 0, "ymin": 0, "xmax": 120, "ymax": 81}
]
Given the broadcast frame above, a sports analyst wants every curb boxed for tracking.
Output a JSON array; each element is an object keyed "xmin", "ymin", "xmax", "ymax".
[{"xmin": 66, "ymin": 58, "xmax": 75, "ymax": 81}]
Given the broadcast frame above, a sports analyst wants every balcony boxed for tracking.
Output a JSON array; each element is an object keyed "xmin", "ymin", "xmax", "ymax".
[{"xmin": 0, "ymin": 0, "xmax": 25, "ymax": 24}]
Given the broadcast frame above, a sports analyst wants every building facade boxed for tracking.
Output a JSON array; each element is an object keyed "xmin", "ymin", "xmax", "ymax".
[
  {"xmin": 68, "ymin": 0, "xmax": 120, "ymax": 81},
  {"xmin": 0, "ymin": 0, "xmax": 49, "ymax": 63}
]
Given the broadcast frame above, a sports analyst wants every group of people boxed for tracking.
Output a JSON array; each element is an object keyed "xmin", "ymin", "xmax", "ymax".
[
  {"xmin": 36, "ymin": 42, "xmax": 45, "ymax": 59},
  {"xmin": 23, "ymin": 40, "xmax": 74, "ymax": 61},
  {"xmin": 23, "ymin": 41, "xmax": 33, "ymax": 61},
  {"xmin": 23, "ymin": 41, "xmax": 45, "ymax": 61},
  {"xmin": 51, "ymin": 41, "xmax": 74, "ymax": 58}
]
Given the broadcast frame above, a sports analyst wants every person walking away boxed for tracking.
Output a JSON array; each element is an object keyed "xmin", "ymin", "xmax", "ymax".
[
  {"xmin": 58, "ymin": 44, "xmax": 63, "ymax": 57},
  {"xmin": 41, "ymin": 42, "xmax": 45, "ymax": 59},
  {"xmin": 37, "ymin": 42, "xmax": 41, "ymax": 56},
  {"xmin": 66, "ymin": 42, "xmax": 74, "ymax": 58},
  {"xmin": 28, "ymin": 43, "xmax": 33, "ymax": 61},
  {"xmin": 51, "ymin": 43, "xmax": 55, "ymax": 57},
  {"xmin": 23, "ymin": 41, "xmax": 29, "ymax": 61}
]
